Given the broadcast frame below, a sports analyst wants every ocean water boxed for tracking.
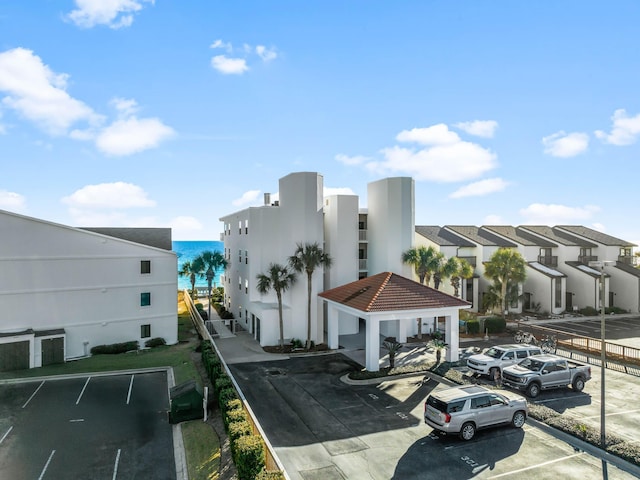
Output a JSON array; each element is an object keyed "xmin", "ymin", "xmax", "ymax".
[{"xmin": 173, "ymin": 240, "xmax": 224, "ymax": 290}]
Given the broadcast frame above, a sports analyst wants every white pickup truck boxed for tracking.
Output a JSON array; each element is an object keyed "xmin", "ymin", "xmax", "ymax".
[
  {"xmin": 466, "ymin": 344, "xmax": 542, "ymax": 379},
  {"xmin": 501, "ymin": 354, "xmax": 592, "ymax": 398}
]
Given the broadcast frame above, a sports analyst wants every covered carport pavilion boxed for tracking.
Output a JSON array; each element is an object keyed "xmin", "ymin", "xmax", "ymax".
[{"xmin": 319, "ymin": 272, "xmax": 471, "ymax": 372}]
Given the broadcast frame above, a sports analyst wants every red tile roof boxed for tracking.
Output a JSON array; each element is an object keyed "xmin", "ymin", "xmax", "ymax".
[{"xmin": 318, "ymin": 272, "xmax": 471, "ymax": 313}]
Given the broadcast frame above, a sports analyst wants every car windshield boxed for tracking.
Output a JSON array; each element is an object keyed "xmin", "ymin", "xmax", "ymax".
[
  {"xmin": 484, "ymin": 347, "xmax": 505, "ymax": 359},
  {"xmin": 518, "ymin": 357, "xmax": 544, "ymax": 371}
]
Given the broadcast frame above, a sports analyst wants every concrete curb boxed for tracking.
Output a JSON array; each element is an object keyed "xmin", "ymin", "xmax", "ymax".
[{"xmin": 0, "ymin": 366, "xmax": 172, "ymax": 385}]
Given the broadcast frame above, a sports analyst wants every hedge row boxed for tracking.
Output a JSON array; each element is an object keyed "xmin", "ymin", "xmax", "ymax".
[
  {"xmin": 90, "ymin": 341, "xmax": 139, "ymax": 355},
  {"xmin": 201, "ymin": 341, "xmax": 283, "ymax": 479}
]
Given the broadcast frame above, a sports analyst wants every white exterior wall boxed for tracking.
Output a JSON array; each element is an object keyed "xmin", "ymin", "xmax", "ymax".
[
  {"xmin": 610, "ymin": 269, "xmax": 640, "ymax": 313},
  {"xmin": 220, "ymin": 172, "xmax": 325, "ymax": 346},
  {"xmin": 367, "ymin": 177, "xmax": 414, "ymax": 278},
  {"xmin": 324, "ymin": 195, "xmax": 360, "ymax": 335},
  {"xmin": 0, "ymin": 211, "xmax": 178, "ymax": 365}
]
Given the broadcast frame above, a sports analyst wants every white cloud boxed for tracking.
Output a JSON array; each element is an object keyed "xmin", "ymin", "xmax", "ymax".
[
  {"xmin": 335, "ymin": 153, "xmax": 370, "ymax": 166},
  {"xmin": 396, "ymin": 124, "xmax": 460, "ymax": 145},
  {"xmin": 62, "ymin": 182, "xmax": 156, "ymax": 209},
  {"xmin": 595, "ymin": 109, "xmax": 640, "ymax": 146},
  {"xmin": 170, "ymin": 216, "xmax": 204, "ymax": 237},
  {"xmin": 210, "ymin": 39, "xmax": 233, "ymax": 52},
  {"xmin": 519, "ymin": 203, "xmax": 600, "ymax": 225},
  {"xmin": 256, "ymin": 45, "xmax": 277, "ymax": 62},
  {"xmin": 211, "ymin": 55, "xmax": 249, "ymax": 75},
  {"xmin": 66, "ymin": 0, "xmax": 154, "ymax": 29},
  {"xmin": 449, "ymin": 178, "xmax": 509, "ymax": 198},
  {"xmin": 95, "ymin": 116, "xmax": 174, "ymax": 156},
  {"xmin": 0, "ymin": 190, "xmax": 26, "ymax": 212},
  {"xmin": 454, "ymin": 120, "xmax": 499, "ymax": 138},
  {"xmin": 324, "ymin": 187, "xmax": 356, "ymax": 197},
  {"xmin": 0, "ymin": 48, "xmax": 100, "ymax": 135},
  {"xmin": 232, "ymin": 190, "xmax": 262, "ymax": 207},
  {"xmin": 111, "ymin": 97, "xmax": 139, "ymax": 117},
  {"xmin": 542, "ymin": 131, "xmax": 589, "ymax": 157}
]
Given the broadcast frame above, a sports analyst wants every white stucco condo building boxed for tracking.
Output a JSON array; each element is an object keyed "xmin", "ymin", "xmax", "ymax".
[{"xmin": 0, "ymin": 210, "xmax": 178, "ymax": 371}]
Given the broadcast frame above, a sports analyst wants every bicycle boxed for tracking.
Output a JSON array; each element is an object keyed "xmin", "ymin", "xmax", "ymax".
[
  {"xmin": 514, "ymin": 330, "xmax": 537, "ymax": 345},
  {"xmin": 540, "ymin": 335, "xmax": 557, "ymax": 354}
]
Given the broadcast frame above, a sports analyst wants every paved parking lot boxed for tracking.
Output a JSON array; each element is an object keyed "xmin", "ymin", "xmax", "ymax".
[
  {"xmin": 229, "ymin": 354, "xmax": 639, "ymax": 480},
  {"xmin": 0, "ymin": 371, "xmax": 175, "ymax": 480}
]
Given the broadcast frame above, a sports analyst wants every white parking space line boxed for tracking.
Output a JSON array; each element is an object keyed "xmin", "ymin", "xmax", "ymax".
[
  {"xmin": 127, "ymin": 375, "xmax": 135, "ymax": 405},
  {"xmin": 486, "ymin": 452, "xmax": 583, "ymax": 478},
  {"xmin": 69, "ymin": 419, "xmax": 85, "ymax": 423},
  {"xmin": 38, "ymin": 450, "xmax": 56, "ymax": 480},
  {"xmin": 112, "ymin": 449, "xmax": 121, "ymax": 480},
  {"xmin": 0, "ymin": 426, "xmax": 13, "ymax": 445},
  {"xmin": 582, "ymin": 408, "xmax": 640, "ymax": 420},
  {"xmin": 22, "ymin": 381, "xmax": 45, "ymax": 409},
  {"xmin": 76, "ymin": 377, "xmax": 91, "ymax": 405}
]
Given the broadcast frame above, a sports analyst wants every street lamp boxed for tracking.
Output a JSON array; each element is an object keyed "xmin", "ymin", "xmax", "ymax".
[
  {"xmin": 206, "ymin": 267, "xmax": 214, "ymax": 323},
  {"xmin": 589, "ymin": 259, "xmax": 615, "ymax": 478}
]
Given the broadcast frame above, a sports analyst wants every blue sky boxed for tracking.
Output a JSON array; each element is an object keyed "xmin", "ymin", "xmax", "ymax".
[{"xmin": 1, "ymin": 2, "xmax": 639, "ymax": 246}]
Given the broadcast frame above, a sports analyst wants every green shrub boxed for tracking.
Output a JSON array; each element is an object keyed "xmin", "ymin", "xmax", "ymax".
[
  {"xmin": 255, "ymin": 469, "xmax": 286, "ymax": 480},
  {"xmin": 225, "ymin": 407, "xmax": 248, "ymax": 431},
  {"xmin": 221, "ymin": 310, "xmax": 235, "ymax": 320},
  {"xmin": 466, "ymin": 319, "xmax": 480, "ymax": 335},
  {"xmin": 579, "ymin": 306, "xmax": 599, "ymax": 316},
  {"xmin": 228, "ymin": 419, "xmax": 252, "ymax": 445},
  {"xmin": 144, "ymin": 337, "xmax": 166, "ymax": 348},
  {"xmin": 218, "ymin": 387, "xmax": 239, "ymax": 411},
  {"xmin": 194, "ymin": 302, "xmax": 204, "ymax": 310},
  {"xmin": 90, "ymin": 341, "xmax": 139, "ymax": 355},
  {"xmin": 234, "ymin": 435, "xmax": 265, "ymax": 480},
  {"xmin": 484, "ymin": 316, "xmax": 506, "ymax": 334},
  {"xmin": 215, "ymin": 375, "xmax": 233, "ymax": 395}
]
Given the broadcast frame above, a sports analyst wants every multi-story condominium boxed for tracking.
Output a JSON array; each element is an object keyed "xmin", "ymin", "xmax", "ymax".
[{"xmin": 0, "ymin": 210, "xmax": 178, "ymax": 371}]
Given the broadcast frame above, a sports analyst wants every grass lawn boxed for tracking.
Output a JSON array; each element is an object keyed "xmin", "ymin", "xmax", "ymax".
[{"xmin": 182, "ymin": 420, "xmax": 221, "ymax": 480}]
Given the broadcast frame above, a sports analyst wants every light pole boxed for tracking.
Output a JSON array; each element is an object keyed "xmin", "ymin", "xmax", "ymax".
[{"xmin": 589, "ymin": 259, "xmax": 614, "ymax": 478}]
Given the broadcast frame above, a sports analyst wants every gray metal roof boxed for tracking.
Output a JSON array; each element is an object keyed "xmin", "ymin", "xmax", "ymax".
[
  {"xmin": 482, "ymin": 225, "xmax": 557, "ymax": 247},
  {"xmin": 527, "ymin": 261, "xmax": 566, "ymax": 278},
  {"xmin": 555, "ymin": 225, "xmax": 637, "ymax": 247},
  {"xmin": 415, "ymin": 225, "xmax": 476, "ymax": 247},
  {"xmin": 80, "ymin": 227, "xmax": 173, "ymax": 251},
  {"xmin": 444, "ymin": 225, "xmax": 516, "ymax": 247},
  {"xmin": 518, "ymin": 225, "xmax": 596, "ymax": 247},
  {"xmin": 613, "ymin": 261, "xmax": 640, "ymax": 278}
]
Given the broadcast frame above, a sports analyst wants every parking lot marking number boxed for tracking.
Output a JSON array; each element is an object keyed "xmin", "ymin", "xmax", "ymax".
[
  {"xmin": 22, "ymin": 381, "xmax": 45, "ymax": 409},
  {"xmin": 396, "ymin": 412, "xmax": 409, "ymax": 420},
  {"xmin": 0, "ymin": 426, "xmax": 13, "ymax": 445},
  {"xmin": 112, "ymin": 449, "xmax": 121, "ymax": 480},
  {"xmin": 368, "ymin": 393, "xmax": 379, "ymax": 400},
  {"xmin": 76, "ymin": 377, "xmax": 91, "ymax": 405},
  {"xmin": 127, "ymin": 375, "xmax": 135, "ymax": 405},
  {"xmin": 38, "ymin": 450, "xmax": 56, "ymax": 480},
  {"xmin": 460, "ymin": 455, "xmax": 481, "ymax": 468}
]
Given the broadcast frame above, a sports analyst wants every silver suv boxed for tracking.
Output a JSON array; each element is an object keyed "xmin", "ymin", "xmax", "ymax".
[
  {"xmin": 467, "ymin": 344, "xmax": 542, "ymax": 379},
  {"xmin": 424, "ymin": 385, "xmax": 528, "ymax": 440}
]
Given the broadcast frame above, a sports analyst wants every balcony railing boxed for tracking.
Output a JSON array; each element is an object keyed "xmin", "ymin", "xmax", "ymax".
[
  {"xmin": 618, "ymin": 255, "xmax": 632, "ymax": 265},
  {"xmin": 359, "ymin": 230, "xmax": 367, "ymax": 242},
  {"xmin": 359, "ymin": 259, "xmax": 367, "ymax": 270},
  {"xmin": 579, "ymin": 255, "xmax": 598, "ymax": 264},
  {"xmin": 538, "ymin": 255, "xmax": 558, "ymax": 267}
]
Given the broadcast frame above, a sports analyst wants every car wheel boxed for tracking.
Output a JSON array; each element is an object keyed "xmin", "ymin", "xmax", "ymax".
[
  {"xmin": 459, "ymin": 422, "xmax": 476, "ymax": 441},
  {"xmin": 511, "ymin": 410, "xmax": 526, "ymax": 428},
  {"xmin": 572, "ymin": 376, "xmax": 585, "ymax": 392},
  {"xmin": 526, "ymin": 382, "xmax": 540, "ymax": 398}
]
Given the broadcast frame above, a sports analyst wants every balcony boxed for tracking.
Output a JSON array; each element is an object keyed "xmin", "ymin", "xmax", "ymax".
[
  {"xmin": 359, "ymin": 259, "xmax": 367, "ymax": 270},
  {"xmin": 618, "ymin": 255, "xmax": 632, "ymax": 265},
  {"xmin": 579, "ymin": 255, "xmax": 598, "ymax": 264},
  {"xmin": 538, "ymin": 255, "xmax": 558, "ymax": 267},
  {"xmin": 359, "ymin": 230, "xmax": 367, "ymax": 242}
]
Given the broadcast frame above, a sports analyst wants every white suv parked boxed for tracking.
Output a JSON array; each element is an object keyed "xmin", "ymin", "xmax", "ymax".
[{"xmin": 466, "ymin": 344, "xmax": 542, "ymax": 379}]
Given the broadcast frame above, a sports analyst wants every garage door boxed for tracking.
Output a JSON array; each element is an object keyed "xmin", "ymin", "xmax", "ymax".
[
  {"xmin": 42, "ymin": 337, "xmax": 65, "ymax": 366},
  {"xmin": 0, "ymin": 341, "xmax": 30, "ymax": 371}
]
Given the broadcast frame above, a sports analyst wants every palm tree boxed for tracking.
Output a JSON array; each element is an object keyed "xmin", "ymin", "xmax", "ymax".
[
  {"xmin": 197, "ymin": 250, "xmax": 228, "ymax": 321},
  {"xmin": 450, "ymin": 257, "xmax": 474, "ymax": 298},
  {"xmin": 289, "ymin": 242, "xmax": 333, "ymax": 350},
  {"xmin": 401, "ymin": 245, "xmax": 442, "ymax": 286},
  {"xmin": 484, "ymin": 248, "xmax": 527, "ymax": 317},
  {"xmin": 179, "ymin": 260, "xmax": 202, "ymax": 299},
  {"xmin": 433, "ymin": 256, "xmax": 459, "ymax": 290},
  {"xmin": 402, "ymin": 245, "xmax": 443, "ymax": 339},
  {"xmin": 256, "ymin": 263, "xmax": 297, "ymax": 349}
]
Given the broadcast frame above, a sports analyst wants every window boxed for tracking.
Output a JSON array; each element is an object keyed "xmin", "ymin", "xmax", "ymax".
[
  {"xmin": 141, "ymin": 324, "xmax": 151, "ymax": 338},
  {"xmin": 141, "ymin": 292, "xmax": 151, "ymax": 306},
  {"xmin": 503, "ymin": 351, "xmax": 515, "ymax": 360},
  {"xmin": 516, "ymin": 350, "xmax": 528, "ymax": 359},
  {"xmin": 471, "ymin": 396, "xmax": 491, "ymax": 409},
  {"xmin": 239, "ymin": 249, "xmax": 242, "ymax": 262},
  {"xmin": 245, "ymin": 250, "xmax": 248, "ymax": 264},
  {"xmin": 245, "ymin": 219, "xmax": 248, "ymax": 234},
  {"xmin": 245, "ymin": 279, "xmax": 249, "ymax": 294},
  {"xmin": 239, "ymin": 221, "xmax": 242, "ymax": 234},
  {"xmin": 489, "ymin": 394, "xmax": 506, "ymax": 406},
  {"xmin": 140, "ymin": 260, "xmax": 151, "ymax": 274},
  {"xmin": 555, "ymin": 278, "xmax": 562, "ymax": 308}
]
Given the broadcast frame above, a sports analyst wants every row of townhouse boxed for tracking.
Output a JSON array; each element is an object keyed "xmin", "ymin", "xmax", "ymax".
[
  {"xmin": 417, "ymin": 225, "xmax": 640, "ymax": 316},
  {"xmin": 0, "ymin": 209, "xmax": 178, "ymax": 371},
  {"xmin": 220, "ymin": 171, "xmax": 639, "ymax": 350}
]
